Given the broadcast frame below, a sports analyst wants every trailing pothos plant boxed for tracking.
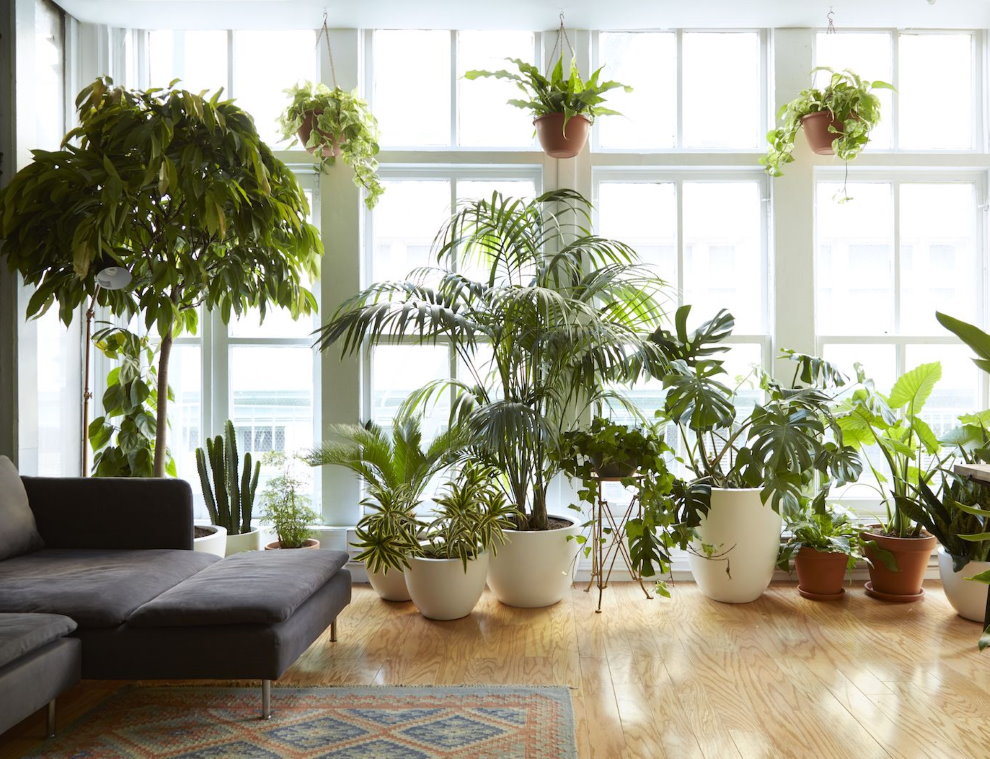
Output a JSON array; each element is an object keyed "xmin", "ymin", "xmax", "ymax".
[
  {"xmin": 761, "ymin": 67, "xmax": 893, "ymax": 178},
  {"xmin": 464, "ymin": 55, "xmax": 630, "ymax": 130},
  {"xmin": 278, "ymin": 81, "xmax": 383, "ymax": 209},
  {"xmin": 651, "ymin": 306, "xmax": 862, "ymax": 521},
  {"xmin": 88, "ymin": 326, "xmax": 175, "ymax": 477}
]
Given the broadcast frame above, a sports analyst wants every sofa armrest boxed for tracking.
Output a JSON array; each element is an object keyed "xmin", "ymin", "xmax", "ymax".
[{"xmin": 21, "ymin": 477, "xmax": 194, "ymax": 550}]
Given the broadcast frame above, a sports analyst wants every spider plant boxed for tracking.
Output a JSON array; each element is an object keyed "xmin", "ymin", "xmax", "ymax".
[{"xmin": 315, "ymin": 189, "xmax": 670, "ymax": 531}]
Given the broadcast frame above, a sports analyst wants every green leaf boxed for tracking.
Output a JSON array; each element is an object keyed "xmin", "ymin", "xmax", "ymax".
[{"xmin": 887, "ymin": 362, "xmax": 941, "ymax": 413}]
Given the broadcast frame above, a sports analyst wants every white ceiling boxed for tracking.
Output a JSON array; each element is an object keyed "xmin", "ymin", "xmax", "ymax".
[{"xmin": 53, "ymin": 0, "xmax": 990, "ymax": 31}]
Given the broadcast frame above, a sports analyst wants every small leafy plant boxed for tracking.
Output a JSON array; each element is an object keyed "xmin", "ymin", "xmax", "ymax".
[
  {"xmin": 279, "ymin": 81, "xmax": 383, "ymax": 209},
  {"xmin": 761, "ymin": 67, "xmax": 893, "ymax": 177},
  {"xmin": 464, "ymin": 55, "xmax": 630, "ymax": 129},
  {"xmin": 559, "ymin": 417, "xmax": 665, "ymax": 478},
  {"xmin": 777, "ymin": 490, "xmax": 868, "ymax": 571},
  {"xmin": 260, "ymin": 452, "xmax": 320, "ymax": 548}
]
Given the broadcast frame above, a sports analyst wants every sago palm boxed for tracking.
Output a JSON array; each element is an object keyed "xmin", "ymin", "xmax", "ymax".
[{"xmin": 316, "ymin": 189, "xmax": 671, "ymax": 530}]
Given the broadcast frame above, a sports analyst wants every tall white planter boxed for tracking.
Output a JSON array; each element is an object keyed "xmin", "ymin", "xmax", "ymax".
[
  {"xmin": 404, "ymin": 552, "xmax": 490, "ymax": 620},
  {"xmin": 368, "ymin": 567, "xmax": 412, "ymax": 602},
  {"xmin": 487, "ymin": 516, "xmax": 581, "ymax": 608},
  {"xmin": 225, "ymin": 528, "xmax": 261, "ymax": 556},
  {"xmin": 688, "ymin": 488, "xmax": 782, "ymax": 603},
  {"xmin": 938, "ymin": 546, "xmax": 990, "ymax": 622}
]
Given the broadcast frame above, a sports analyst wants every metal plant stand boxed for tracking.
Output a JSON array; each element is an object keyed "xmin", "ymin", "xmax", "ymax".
[{"xmin": 585, "ymin": 475, "xmax": 653, "ymax": 613}]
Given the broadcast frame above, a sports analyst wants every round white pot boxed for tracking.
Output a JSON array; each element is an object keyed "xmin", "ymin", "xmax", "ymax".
[
  {"xmin": 688, "ymin": 488, "xmax": 782, "ymax": 604},
  {"xmin": 487, "ymin": 515, "xmax": 581, "ymax": 608},
  {"xmin": 938, "ymin": 546, "xmax": 990, "ymax": 622},
  {"xmin": 368, "ymin": 567, "xmax": 412, "ymax": 602},
  {"xmin": 193, "ymin": 524, "xmax": 227, "ymax": 557},
  {"xmin": 225, "ymin": 528, "xmax": 261, "ymax": 556},
  {"xmin": 404, "ymin": 552, "xmax": 490, "ymax": 620}
]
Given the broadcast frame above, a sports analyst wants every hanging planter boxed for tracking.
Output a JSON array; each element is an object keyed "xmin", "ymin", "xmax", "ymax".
[{"xmin": 465, "ymin": 15, "xmax": 630, "ymax": 160}]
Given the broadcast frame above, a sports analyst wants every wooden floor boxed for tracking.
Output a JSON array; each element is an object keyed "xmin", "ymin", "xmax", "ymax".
[{"xmin": 3, "ymin": 580, "xmax": 989, "ymax": 759}]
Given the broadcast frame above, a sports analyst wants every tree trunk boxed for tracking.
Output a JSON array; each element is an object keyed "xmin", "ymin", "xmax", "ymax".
[{"xmin": 153, "ymin": 330, "xmax": 173, "ymax": 477}]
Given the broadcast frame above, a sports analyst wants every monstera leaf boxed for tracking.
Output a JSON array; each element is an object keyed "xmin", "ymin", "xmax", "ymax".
[{"xmin": 661, "ymin": 360, "xmax": 735, "ymax": 431}]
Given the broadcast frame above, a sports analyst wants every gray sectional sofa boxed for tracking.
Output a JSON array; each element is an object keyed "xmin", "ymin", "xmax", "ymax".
[{"xmin": 0, "ymin": 456, "xmax": 352, "ymax": 733}]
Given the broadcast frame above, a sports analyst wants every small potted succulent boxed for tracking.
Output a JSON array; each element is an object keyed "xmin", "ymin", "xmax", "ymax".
[
  {"xmin": 761, "ymin": 67, "xmax": 893, "ymax": 177},
  {"xmin": 278, "ymin": 81, "xmax": 384, "ymax": 209},
  {"xmin": 261, "ymin": 452, "xmax": 321, "ymax": 549},
  {"xmin": 464, "ymin": 56, "xmax": 631, "ymax": 158}
]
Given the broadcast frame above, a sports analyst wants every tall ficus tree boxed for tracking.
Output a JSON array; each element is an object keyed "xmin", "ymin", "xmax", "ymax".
[{"xmin": 0, "ymin": 77, "xmax": 322, "ymax": 476}]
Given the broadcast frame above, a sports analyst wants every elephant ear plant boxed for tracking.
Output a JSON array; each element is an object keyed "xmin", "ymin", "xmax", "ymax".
[
  {"xmin": 196, "ymin": 420, "xmax": 261, "ymax": 536},
  {"xmin": 0, "ymin": 77, "xmax": 322, "ymax": 476},
  {"xmin": 316, "ymin": 189, "xmax": 670, "ymax": 531}
]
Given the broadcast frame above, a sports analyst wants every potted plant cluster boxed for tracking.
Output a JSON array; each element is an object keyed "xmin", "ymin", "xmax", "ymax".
[
  {"xmin": 835, "ymin": 363, "xmax": 944, "ymax": 602},
  {"xmin": 315, "ymin": 188, "xmax": 669, "ymax": 607},
  {"xmin": 465, "ymin": 56, "xmax": 631, "ymax": 158},
  {"xmin": 195, "ymin": 419, "xmax": 262, "ymax": 556},
  {"xmin": 761, "ymin": 67, "xmax": 893, "ymax": 177},
  {"xmin": 304, "ymin": 413, "xmax": 466, "ymax": 601},
  {"xmin": 261, "ymin": 452, "xmax": 321, "ymax": 550},
  {"xmin": 278, "ymin": 81, "xmax": 384, "ymax": 209},
  {"xmin": 651, "ymin": 308, "xmax": 862, "ymax": 603}
]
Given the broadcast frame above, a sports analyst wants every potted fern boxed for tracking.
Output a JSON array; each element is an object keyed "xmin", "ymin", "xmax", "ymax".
[
  {"xmin": 761, "ymin": 67, "xmax": 893, "ymax": 177},
  {"xmin": 278, "ymin": 81, "xmax": 384, "ymax": 209},
  {"xmin": 260, "ymin": 453, "xmax": 321, "ymax": 549},
  {"xmin": 465, "ymin": 56, "xmax": 630, "ymax": 158}
]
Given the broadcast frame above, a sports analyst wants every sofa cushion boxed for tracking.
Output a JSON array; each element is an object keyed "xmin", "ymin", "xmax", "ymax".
[
  {"xmin": 129, "ymin": 549, "xmax": 349, "ymax": 627},
  {"xmin": 0, "ymin": 456, "xmax": 43, "ymax": 560},
  {"xmin": 0, "ymin": 612, "xmax": 77, "ymax": 669},
  {"xmin": 0, "ymin": 549, "xmax": 219, "ymax": 628}
]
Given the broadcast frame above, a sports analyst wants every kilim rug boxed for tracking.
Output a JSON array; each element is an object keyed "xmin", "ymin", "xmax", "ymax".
[{"xmin": 27, "ymin": 685, "xmax": 577, "ymax": 759}]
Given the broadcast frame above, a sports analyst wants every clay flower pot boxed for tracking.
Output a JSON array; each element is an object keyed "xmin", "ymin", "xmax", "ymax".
[
  {"xmin": 534, "ymin": 113, "xmax": 591, "ymax": 159},
  {"xmin": 264, "ymin": 538, "xmax": 321, "ymax": 550},
  {"xmin": 800, "ymin": 111, "xmax": 844, "ymax": 155},
  {"xmin": 861, "ymin": 528, "xmax": 936, "ymax": 602},
  {"xmin": 297, "ymin": 111, "xmax": 342, "ymax": 159},
  {"xmin": 794, "ymin": 547, "xmax": 848, "ymax": 600}
]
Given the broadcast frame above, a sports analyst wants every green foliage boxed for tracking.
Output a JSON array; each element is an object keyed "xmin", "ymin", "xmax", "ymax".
[
  {"xmin": 761, "ymin": 68, "xmax": 894, "ymax": 177},
  {"xmin": 87, "ymin": 326, "xmax": 174, "ymax": 477},
  {"xmin": 278, "ymin": 81, "xmax": 383, "ymax": 209},
  {"xmin": 652, "ymin": 308, "xmax": 861, "ymax": 516},
  {"xmin": 835, "ymin": 362, "xmax": 948, "ymax": 537},
  {"xmin": 558, "ymin": 417, "xmax": 666, "ymax": 477},
  {"xmin": 464, "ymin": 55, "xmax": 630, "ymax": 129},
  {"xmin": 195, "ymin": 420, "xmax": 261, "ymax": 535},
  {"xmin": 260, "ymin": 452, "xmax": 320, "ymax": 548},
  {"xmin": 937, "ymin": 311, "xmax": 990, "ymax": 375},
  {"xmin": 315, "ymin": 189, "xmax": 670, "ymax": 530},
  {"xmin": 777, "ymin": 489, "xmax": 868, "ymax": 572},
  {"xmin": 0, "ymin": 77, "xmax": 322, "ymax": 475}
]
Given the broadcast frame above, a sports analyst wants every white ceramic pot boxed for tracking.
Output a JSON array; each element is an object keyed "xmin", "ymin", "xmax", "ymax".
[
  {"xmin": 938, "ymin": 546, "xmax": 990, "ymax": 622},
  {"xmin": 225, "ymin": 528, "xmax": 261, "ymax": 556},
  {"xmin": 368, "ymin": 567, "xmax": 412, "ymax": 602},
  {"xmin": 193, "ymin": 525, "xmax": 227, "ymax": 557},
  {"xmin": 688, "ymin": 488, "xmax": 782, "ymax": 604},
  {"xmin": 487, "ymin": 515, "xmax": 581, "ymax": 608},
  {"xmin": 404, "ymin": 552, "xmax": 490, "ymax": 620}
]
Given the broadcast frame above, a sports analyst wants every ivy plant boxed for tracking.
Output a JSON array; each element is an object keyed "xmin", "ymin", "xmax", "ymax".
[
  {"xmin": 278, "ymin": 81, "xmax": 384, "ymax": 209},
  {"xmin": 0, "ymin": 77, "xmax": 322, "ymax": 476}
]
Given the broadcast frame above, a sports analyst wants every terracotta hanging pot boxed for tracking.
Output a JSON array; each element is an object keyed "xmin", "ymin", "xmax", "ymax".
[
  {"xmin": 861, "ymin": 528, "xmax": 936, "ymax": 602},
  {"xmin": 297, "ymin": 110, "xmax": 342, "ymax": 158},
  {"xmin": 800, "ymin": 111, "xmax": 844, "ymax": 155},
  {"xmin": 794, "ymin": 547, "xmax": 848, "ymax": 600},
  {"xmin": 534, "ymin": 113, "xmax": 591, "ymax": 159}
]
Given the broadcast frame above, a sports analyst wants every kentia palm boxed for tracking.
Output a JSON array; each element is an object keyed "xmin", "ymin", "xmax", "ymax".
[{"xmin": 316, "ymin": 189, "xmax": 670, "ymax": 606}]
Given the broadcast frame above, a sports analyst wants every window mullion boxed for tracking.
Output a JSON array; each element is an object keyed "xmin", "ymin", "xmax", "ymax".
[{"xmin": 449, "ymin": 29, "xmax": 457, "ymax": 147}]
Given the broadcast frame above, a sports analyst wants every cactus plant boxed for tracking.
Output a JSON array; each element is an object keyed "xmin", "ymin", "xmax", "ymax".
[{"xmin": 195, "ymin": 420, "xmax": 260, "ymax": 535}]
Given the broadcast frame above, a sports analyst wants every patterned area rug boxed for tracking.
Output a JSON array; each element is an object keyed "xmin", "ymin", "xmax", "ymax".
[{"xmin": 27, "ymin": 685, "xmax": 576, "ymax": 759}]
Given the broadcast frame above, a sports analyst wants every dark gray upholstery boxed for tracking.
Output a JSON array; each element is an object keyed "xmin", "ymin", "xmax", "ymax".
[
  {"xmin": 79, "ymin": 569, "xmax": 352, "ymax": 680},
  {"xmin": 130, "ymin": 549, "xmax": 349, "ymax": 627},
  {"xmin": 0, "ymin": 549, "xmax": 218, "ymax": 627},
  {"xmin": 0, "ymin": 456, "xmax": 43, "ymax": 561},
  {"xmin": 0, "ymin": 637, "xmax": 81, "ymax": 735},
  {"xmin": 22, "ymin": 476, "xmax": 195, "ymax": 550},
  {"xmin": 0, "ymin": 613, "xmax": 77, "ymax": 669}
]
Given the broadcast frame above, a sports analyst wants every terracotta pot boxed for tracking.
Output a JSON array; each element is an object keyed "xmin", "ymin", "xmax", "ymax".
[
  {"xmin": 862, "ymin": 529, "xmax": 936, "ymax": 602},
  {"xmin": 800, "ymin": 111, "xmax": 844, "ymax": 155},
  {"xmin": 264, "ymin": 538, "xmax": 321, "ymax": 550},
  {"xmin": 794, "ymin": 546, "xmax": 848, "ymax": 600},
  {"xmin": 534, "ymin": 113, "xmax": 591, "ymax": 159},
  {"xmin": 296, "ymin": 111, "xmax": 342, "ymax": 158}
]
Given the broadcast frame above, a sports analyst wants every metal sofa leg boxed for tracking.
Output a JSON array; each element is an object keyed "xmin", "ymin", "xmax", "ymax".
[
  {"xmin": 330, "ymin": 620, "xmax": 338, "ymax": 642},
  {"xmin": 45, "ymin": 699, "xmax": 56, "ymax": 738},
  {"xmin": 261, "ymin": 680, "xmax": 272, "ymax": 720}
]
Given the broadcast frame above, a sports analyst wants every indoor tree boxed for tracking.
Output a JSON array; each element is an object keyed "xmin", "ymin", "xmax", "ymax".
[{"xmin": 0, "ymin": 77, "xmax": 322, "ymax": 475}]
